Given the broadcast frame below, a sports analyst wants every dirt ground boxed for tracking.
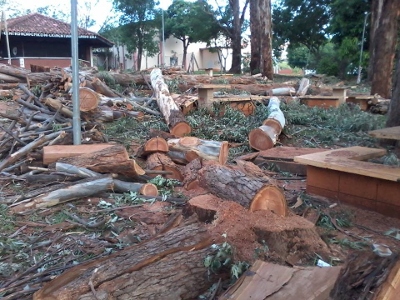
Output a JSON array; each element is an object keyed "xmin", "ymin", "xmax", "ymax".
[{"xmin": 0, "ymin": 92, "xmax": 399, "ymax": 299}]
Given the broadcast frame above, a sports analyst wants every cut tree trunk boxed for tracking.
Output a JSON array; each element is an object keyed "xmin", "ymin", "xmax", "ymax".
[
  {"xmin": 249, "ymin": 97, "xmax": 285, "ymax": 151},
  {"xmin": 91, "ymin": 77, "xmax": 120, "ymax": 98},
  {"xmin": 138, "ymin": 137, "xmax": 169, "ymax": 157},
  {"xmin": 146, "ymin": 152, "xmax": 183, "ymax": 181},
  {"xmin": 79, "ymin": 87, "xmax": 100, "ymax": 112},
  {"xmin": 113, "ymin": 179, "xmax": 158, "ymax": 196},
  {"xmin": 198, "ymin": 160, "xmax": 287, "ymax": 216},
  {"xmin": 43, "ymin": 98, "xmax": 73, "ymax": 118},
  {"xmin": 0, "ymin": 63, "xmax": 30, "ymax": 79},
  {"xmin": 58, "ymin": 144, "xmax": 145, "ymax": 178},
  {"xmin": 33, "ymin": 220, "xmax": 215, "ymax": 300},
  {"xmin": 43, "ymin": 144, "xmax": 115, "ymax": 165},
  {"xmin": 181, "ymin": 158, "xmax": 208, "ymax": 190},
  {"xmin": 150, "ymin": 68, "xmax": 191, "ymax": 136},
  {"xmin": 167, "ymin": 137, "xmax": 229, "ymax": 165}
]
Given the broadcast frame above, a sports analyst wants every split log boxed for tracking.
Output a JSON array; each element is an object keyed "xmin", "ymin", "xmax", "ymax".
[
  {"xmin": 249, "ymin": 97, "xmax": 286, "ymax": 151},
  {"xmin": 138, "ymin": 137, "xmax": 169, "ymax": 156},
  {"xmin": 146, "ymin": 152, "xmax": 183, "ymax": 181},
  {"xmin": 150, "ymin": 68, "xmax": 191, "ymax": 136},
  {"xmin": 91, "ymin": 77, "xmax": 120, "ymax": 98},
  {"xmin": 198, "ymin": 160, "xmax": 287, "ymax": 216},
  {"xmin": 79, "ymin": 87, "xmax": 100, "ymax": 111},
  {"xmin": 58, "ymin": 144, "xmax": 145, "ymax": 178},
  {"xmin": 11, "ymin": 176, "xmax": 115, "ymax": 213},
  {"xmin": 33, "ymin": 221, "xmax": 215, "ymax": 300},
  {"xmin": 167, "ymin": 137, "xmax": 229, "ymax": 165},
  {"xmin": 220, "ymin": 260, "xmax": 342, "ymax": 300},
  {"xmin": 43, "ymin": 144, "xmax": 115, "ymax": 165}
]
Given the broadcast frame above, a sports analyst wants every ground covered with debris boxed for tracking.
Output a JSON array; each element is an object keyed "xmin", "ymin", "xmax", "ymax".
[{"xmin": 0, "ymin": 65, "xmax": 399, "ymax": 299}]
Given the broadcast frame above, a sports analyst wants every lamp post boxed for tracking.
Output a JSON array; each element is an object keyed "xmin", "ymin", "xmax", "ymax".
[
  {"xmin": 71, "ymin": 0, "xmax": 81, "ymax": 145},
  {"xmin": 357, "ymin": 12, "xmax": 369, "ymax": 84}
]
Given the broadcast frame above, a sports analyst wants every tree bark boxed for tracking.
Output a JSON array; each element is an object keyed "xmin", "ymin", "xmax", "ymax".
[
  {"xmin": 58, "ymin": 144, "xmax": 145, "ymax": 178},
  {"xmin": 150, "ymin": 68, "xmax": 191, "ymax": 136},
  {"xmin": 369, "ymin": 0, "xmax": 399, "ymax": 98},
  {"xmin": 260, "ymin": 0, "xmax": 274, "ymax": 80},
  {"xmin": 386, "ymin": 47, "xmax": 400, "ymax": 128},
  {"xmin": 167, "ymin": 137, "xmax": 229, "ymax": 165},
  {"xmin": 250, "ymin": 0, "xmax": 261, "ymax": 74},
  {"xmin": 198, "ymin": 161, "xmax": 287, "ymax": 216},
  {"xmin": 33, "ymin": 221, "xmax": 215, "ymax": 300}
]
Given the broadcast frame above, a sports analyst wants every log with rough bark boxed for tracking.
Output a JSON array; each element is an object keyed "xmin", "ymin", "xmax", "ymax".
[
  {"xmin": 91, "ymin": 77, "xmax": 121, "ymax": 98},
  {"xmin": 0, "ymin": 72, "xmax": 24, "ymax": 83},
  {"xmin": 58, "ymin": 144, "xmax": 145, "ymax": 178},
  {"xmin": 79, "ymin": 87, "xmax": 100, "ymax": 111},
  {"xmin": 167, "ymin": 136, "xmax": 229, "ymax": 165},
  {"xmin": 0, "ymin": 63, "xmax": 30, "ymax": 79},
  {"xmin": 198, "ymin": 160, "xmax": 287, "ymax": 216},
  {"xmin": 33, "ymin": 220, "xmax": 215, "ymax": 300},
  {"xmin": 181, "ymin": 158, "xmax": 208, "ymax": 190},
  {"xmin": 43, "ymin": 144, "xmax": 116, "ymax": 165},
  {"xmin": 146, "ymin": 152, "xmax": 183, "ymax": 181},
  {"xmin": 150, "ymin": 68, "xmax": 191, "ymax": 136},
  {"xmin": 249, "ymin": 97, "xmax": 286, "ymax": 151}
]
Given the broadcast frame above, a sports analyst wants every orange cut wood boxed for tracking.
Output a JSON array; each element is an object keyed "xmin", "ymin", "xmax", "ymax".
[{"xmin": 79, "ymin": 87, "xmax": 100, "ymax": 112}]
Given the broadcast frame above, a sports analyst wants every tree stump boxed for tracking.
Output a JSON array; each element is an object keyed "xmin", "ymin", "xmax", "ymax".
[{"xmin": 198, "ymin": 161, "xmax": 287, "ymax": 216}]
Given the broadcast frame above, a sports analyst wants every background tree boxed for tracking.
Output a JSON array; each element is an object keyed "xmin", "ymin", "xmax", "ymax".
[
  {"xmin": 113, "ymin": 0, "xmax": 160, "ymax": 70},
  {"xmin": 369, "ymin": 0, "xmax": 399, "ymax": 98},
  {"xmin": 212, "ymin": 0, "xmax": 250, "ymax": 74},
  {"xmin": 386, "ymin": 46, "xmax": 400, "ymax": 130},
  {"xmin": 164, "ymin": 0, "xmax": 219, "ymax": 69}
]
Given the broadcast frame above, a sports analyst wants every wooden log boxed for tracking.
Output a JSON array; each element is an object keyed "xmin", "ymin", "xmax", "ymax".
[
  {"xmin": 0, "ymin": 63, "xmax": 30, "ymax": 79},
  {"xmin": 11, "ymin": 176, "xmax": 115, "ymax": 213},
  {"xmin": 249, "ymin": 97, "xmax": 286, "ymax": 151},
  {"xmin": 220, "ymin": 260, "xmax": 342, "ymax": 300},
  {"xmin": 79, "ymin": 87, "xmax": 100, "ymax": 111},
  {"xmin": 168, "ymin": 137, "xmax": 229, "ymax": 165},
  {"xmin": 166, "ymin": 150, "xmax": 197, "ymax": 165},
  {"xmin": 140, "ymin": 137, "xmax": 169, "ymax": 156},
  {"xmin": 91, "ymin": 77, "xmax": 120, "ymax": 98},
  {"xmin": 33, "ymin": 221, "xmax": 214, "ymax": 300},
  {"xmin": 181, "ymin": 158, "xmax": 208, "ymax": 190},
  {"xmin": 43, "ymin": 97, "xmax": 73, "ymax": 118},
  {"xmin": 0, "ymin": 90, "xmax": 13, "ymax": 97},
  {"xmin": 146, "ymin": 152, "xmax": 183, "ymax": 181},
  {"xmin": 198, "ymin": 160, "xmax": 287, "ymax": 216},
  {"xmin": 58, "ymin": 144, "xmax": 145, "ymax": 178},
  {"xmin": 113, "ymin": 179, "xmax": 158, "ymax": 196},
  {"xmin": 0, "ymin": 72, "xmax": 24, "ymax": 83},
  {"xmin": 43, "ymin": 144, "xmax": 115, "ymax": 165},
  {"xmin": 150, "ymin": 68, "xmax": 191, "ymax": 136},
  {"xmin": 296, "ymin": 78, "xmax": 310, "ymax": 96}
]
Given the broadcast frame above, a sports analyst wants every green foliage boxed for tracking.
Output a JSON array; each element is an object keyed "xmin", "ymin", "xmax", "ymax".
[
  {"xmin": 0, "ymin": 204, "xmax": 15, "ymax": 233},
  {"xmin": 164, "ymin": 0, "xmax": 219, "ymax": 54},
  {"xmin": 287, "ymin": 44, "xmax": 311, "ymax": 70},
  {"xmin": 273, "ymin": 0, "xmax": 331, "ymax": 53},
  {"xmin": 204, "ymin": 234, "xmax": 249, "ymax": 282},
  {"xmin": 148, "ymin": 175, "xmax": 181, "ymax": 196}
]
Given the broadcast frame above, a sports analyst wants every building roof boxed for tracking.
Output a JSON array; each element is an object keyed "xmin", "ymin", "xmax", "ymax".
[{"xmin": 2, "ymin": 13, "xmax": 113, "ymax": 47}]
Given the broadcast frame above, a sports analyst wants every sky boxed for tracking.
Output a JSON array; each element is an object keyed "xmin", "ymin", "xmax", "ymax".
[{"xmin": 7, "ymin": 0, "xmax": 175, "ymax": 32}]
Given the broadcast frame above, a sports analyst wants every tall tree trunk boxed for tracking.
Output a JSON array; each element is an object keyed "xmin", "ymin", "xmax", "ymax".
[
  {"xmin": 250, "ymin": 0, "xmax": 261, "ymax": 74},
  {"xmin": 386, "ymin": 47, "xmax": 400, "ymax": 129},
  {"xmin": 369, "ymin": 0, "xmax": 399, "ymax": 98},
  {"xmin": 229, "ymin": 0, "xmax": 243, "ymax": 74},
  {"xmin": 260, "ymin": 0, "xmax": 274, "ymax": 80},
  {"xmin": 183, "ymin": 39, "xmax": 189, "ymax": 70}
]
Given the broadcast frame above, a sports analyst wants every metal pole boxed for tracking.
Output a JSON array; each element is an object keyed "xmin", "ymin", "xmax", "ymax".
[
  {"xmin": 162, "ymin": 10, "xmax": 165, "ymax": 67},
  {"xmin": 2, "ymin": 11, "xmax": 11, "ymax": 64},
  {"xmin": 357, "ymin": 12, "xmax": 369, "ymax": 84},
  {"xmin": 71, "ymin": 0, "xmax": 81, "ymax": 145}
]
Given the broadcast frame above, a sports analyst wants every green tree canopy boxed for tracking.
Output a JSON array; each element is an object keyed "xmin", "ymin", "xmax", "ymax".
[
  {"xmin": 112, "ymin": 0, "xmax": 160, "ymax": 70},
  {"xmin": 164, "ymin": 0, "xmax": 219, "ymax": 68}
]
